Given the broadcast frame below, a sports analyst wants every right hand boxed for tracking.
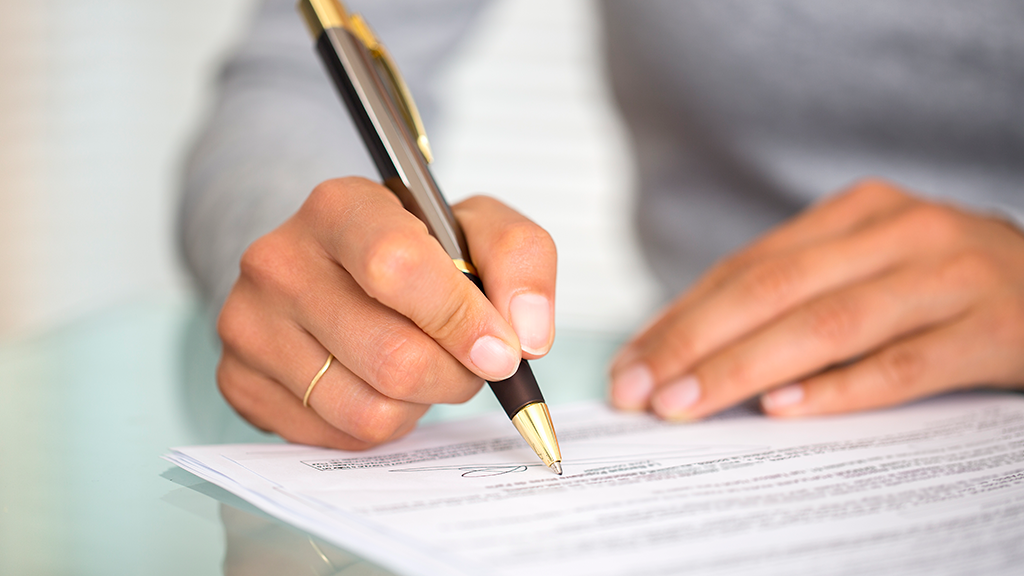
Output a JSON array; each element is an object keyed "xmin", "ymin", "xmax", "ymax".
[{"xmin": 216, "ymin": 177, "xmax": 557, "ymax": 449}]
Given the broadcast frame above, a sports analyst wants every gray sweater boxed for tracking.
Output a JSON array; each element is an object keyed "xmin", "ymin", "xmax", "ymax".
[{"xmin": 180, "ymin": 0, "xmax": 1024, "ymax": 312}]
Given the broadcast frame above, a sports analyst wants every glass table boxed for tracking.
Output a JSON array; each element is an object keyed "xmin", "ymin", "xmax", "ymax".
[{"xmin": 0, "ymin": 295, "xmax": 623, "ymax": 575}]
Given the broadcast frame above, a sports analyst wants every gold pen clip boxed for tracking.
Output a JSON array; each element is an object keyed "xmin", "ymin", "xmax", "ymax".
[
  {"xmin": 298, "ymin": 0, "xmax": 434, "ymax": 164},
  {"xmin": 348, "ymin": 14, "xmax": 434, "ymax": 164}
]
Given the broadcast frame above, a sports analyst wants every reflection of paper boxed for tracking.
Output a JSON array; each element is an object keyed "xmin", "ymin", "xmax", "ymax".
[{"xmin": 165, "ymin": 392, "xmax": 1024, "ymax": 576}]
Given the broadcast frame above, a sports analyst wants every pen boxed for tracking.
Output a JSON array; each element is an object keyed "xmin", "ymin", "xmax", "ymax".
[{"xmin": 297, "ymin": 0, "xmax": 562, "ymax": 475}]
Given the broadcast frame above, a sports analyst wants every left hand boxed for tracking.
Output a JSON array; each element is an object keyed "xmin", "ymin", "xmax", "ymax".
[{"xmin": 609, "ymin": 179, "xmax": 1024, "ymax": 419}]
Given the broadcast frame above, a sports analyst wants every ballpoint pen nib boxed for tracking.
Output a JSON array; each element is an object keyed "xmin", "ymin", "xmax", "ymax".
[{"xmin": 549, "ymin": 461, "xmax": 562, "ymax": 476}]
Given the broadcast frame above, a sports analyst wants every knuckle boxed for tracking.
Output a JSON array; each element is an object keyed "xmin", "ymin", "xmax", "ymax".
[
  {"xmin": 239, "ymin": 234, "xmax": 301, "ymax": 297},
  {"xmin": 421, "ymin": 295, "xmax": 475, "ymax": 344},
  {"xmin": 349, "ymin": 401, "xmax": 407, "ymax": 445},
  {"xmin": 874, "ymin": 346, "xmax": 926, "ymax": 395},
  {"xmin": 903, "ymin": 204, "xmax": 966, "ymax": 246},
  {"xmin": 238, "ymin": 236, "xmax": 274, "ymax": 281},
  {"xmin": 304, "ymin": 177, "xmax": 370, "ymax": 212},
  {"xmin": 938, "ymin": 250, "xmax": 999, "ymax": 289},
  {"xmin": 846, "ymin": 178, "xmax": 906, "ymax": 204},
  {"xmin": 743, "ymin": 258, "xmax": 803, "ymax": 307},
  {"xmin": 457, "ymin": 194, "xmax": 496, "ymax": 212},
  {"xmin": 302, "ymin": 177, "xmax": 394, "ymax": 234},
  {"xmin": 216, "ymin": 299, "xmax": 252, "ymax": 353},
  {"xmin": 361, "ymin": 230, "xmax": 424, "ymax": 300},
  {"xmin": 806, "ymin": 296, "xmax": 862, "ymax": 345},
  {"xmin": 495, "ymin": 220, "xmax": 556, "ymax": 261},
  {"xmin": 337, "ymin": 175, "xmax": 376, "ymax": 188},
  {"xmin": 332, "ymin": 175, "xmax": 376, "ymax": 194},
  {"xmin": 303, "ymin": 180, "xmax": 336, "ymax": 215},
  {"xmin": 215, "ymin": 360, "xmax": 238, "ymax": 400},
  {"xmin": 216, "ymin": 360, "xmax": 266, "ymax": 431}
]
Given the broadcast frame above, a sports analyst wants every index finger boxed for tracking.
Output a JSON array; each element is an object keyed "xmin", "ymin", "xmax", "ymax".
[
  {"xmin": 455, "ymin": 196, "xmax": 557, "ymax": 358},
  {"xmin": 699, "ymin": 180, "xmax": 916, "ymax": 295},
  {"xmin": 300, "ymin": 177, "xmax": 523, "ymax": 382},
  {"xmin": 612, "ymin": 179, "xmax": 917, "ymax": 373}
]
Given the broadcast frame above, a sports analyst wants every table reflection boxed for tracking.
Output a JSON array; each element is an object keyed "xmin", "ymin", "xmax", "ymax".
[{"xmin": 220, "ymin": 504, "xmax": 395, "ymax": 576}]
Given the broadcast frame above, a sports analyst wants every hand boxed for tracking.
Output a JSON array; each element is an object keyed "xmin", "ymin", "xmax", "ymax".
[
  {"xmin": 610, "ymin": 179, "xmax": 1024, "ymax": 419},
  {"xmin": 216, "ymin": 177, "xmax": 556, "ymax": 449}
]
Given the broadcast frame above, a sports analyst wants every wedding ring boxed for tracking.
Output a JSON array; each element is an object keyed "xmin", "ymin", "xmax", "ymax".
[{"xmin": 303, "ymin": 354, "xmax": 334, "ymax": 407}]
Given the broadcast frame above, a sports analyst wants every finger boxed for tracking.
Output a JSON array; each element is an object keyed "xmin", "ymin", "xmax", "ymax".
[
  {"xmin": 300, "ymin": 270, "xmax": 487, "ymax": 405},
  {"xmin": 454, "ymin": 196, "xmax": 557, "ymax": 357},
  {"xmin": 220, "ymin": 345, "xmax": 428, "ymax": 446},
  {"xmin": 760, "ymin": 316, "xmax": 991, "ymax": 417},
  {"xmin": 300, "ymin": 177, "xmax": 521, "ymax": 381},
  {"xmin": 218, "ymin": 293, "xmax": 432, "ymax": 444},
  {"xmin": 626, "ymin": 198, "xmax": 995, "ymax": 388},
  {"xmin": 652, "ymin": 259, "xmax": 978, "ymax": 420},
  {"xmin": 657, "ymin": 181, "xmax": 915, "ymax": 316},
  {"xmin": 728, "ymin": 179, "xmax": 916, "ymax": 267},
  {"xmin": 232, "ymin": 234, "xmax": 484, "ymax": 404},
  {"xmin": 611, "ymin": 207, "xmax": 929, "ymax": 410},
  {"xmin": 217, "ymin": 353, "xmax": 395, "ymax": 450},
  {"xmin": 612, "ymin": 180, "xmax": 916, "ymax": 372}
]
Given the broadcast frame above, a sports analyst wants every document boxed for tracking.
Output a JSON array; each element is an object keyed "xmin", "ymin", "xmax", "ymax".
[{"xmin": 165, "ymin": 392, "xmax": 1024, "ymax": 576}]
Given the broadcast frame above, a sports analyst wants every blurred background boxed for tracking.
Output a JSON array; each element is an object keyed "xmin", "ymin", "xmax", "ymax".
[
  {"xmin": 0, "ymin": 0, "xmax": 659, "ymax": 342},
  {"xmin": 0, "ymin": 0, "xmax": 250, "ymax": 338}
]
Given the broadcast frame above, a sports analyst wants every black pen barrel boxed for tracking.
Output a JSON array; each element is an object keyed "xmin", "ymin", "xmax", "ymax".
[
  {"xmin": 299, "ymin": 0, "xmax": 560, "ymax": 471},
  {"xmin": 315, "ymin": 32, "xmax": 399, "ymax": 182},
  {"xmin": 489, "ymin": 361, "xmax": 546, "ymax": 419},
  {"xmin": 462, "ymin": 270, "xmax": 546, "ymax": 418}
]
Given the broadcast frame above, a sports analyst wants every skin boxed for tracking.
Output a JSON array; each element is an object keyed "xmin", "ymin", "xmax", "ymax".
[
  {"xmin": 609, "ymin": 179, "xmax": 1024, "ymax": 420},
  {"xmin": 216, "ymin": 177, "xmax": 557, "ymax": 449},
  {"xmin": 218, "ymin": 176, "xmax": 1024, "ymax": 449}
]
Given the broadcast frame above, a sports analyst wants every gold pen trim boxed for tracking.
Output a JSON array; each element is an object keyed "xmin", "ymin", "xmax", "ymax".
[
  {"xmin": 299, "ymin": 0, "xmax": 434, "ymax": 163},
  {"xmin": 349, "ymin": 15, "xmax": 434, "ymax": 163},
  {"xmin": 511, "ymin": 402, "xmax": 561, "ymax": 469},
  {"xmin": 298, "ymin": 0, "xmax": 347, "ymax": 38},
  {"xmin": 452, "ymin": 259, "xmax": 478, "ymax": 276},
  {"xmin": 345, "ymin": 13, "xmax": 379, "ymax": 51}
]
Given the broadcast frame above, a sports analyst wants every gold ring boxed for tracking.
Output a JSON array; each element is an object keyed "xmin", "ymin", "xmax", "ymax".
[{"xmin": 303, "ymin": 353, "xmax": 334, "ymax": 407}]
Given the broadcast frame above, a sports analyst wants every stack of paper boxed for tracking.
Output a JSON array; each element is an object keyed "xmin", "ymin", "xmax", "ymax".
[{"xmin": 166, "ymin": 393, "xmax": 1024, "ymax": 576}]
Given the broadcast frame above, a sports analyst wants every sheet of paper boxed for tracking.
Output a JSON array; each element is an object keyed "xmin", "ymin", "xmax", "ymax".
[{"xmin": 166, "ymin": 392, "xmax": 1024, "ymax": 576}]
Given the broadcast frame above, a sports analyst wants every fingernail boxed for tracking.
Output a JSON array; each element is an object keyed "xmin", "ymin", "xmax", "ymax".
[
  {"xmin": 470, "ymin": 335, "xmax": 520, "ymax": 380},
  {"xmin": 762, "ymin": 383, "xmax": 804, "ymax": 412},
  {"xmin": 610, "ymin": 363, "xmax": 654, "ymax": 410},
  {"xmin": 509, "ymin": 293, "xmax": 552, "ymax": 355},
  {"xmin": 652, "ymin": 375, "xmax": 701, "ymax": 419}
]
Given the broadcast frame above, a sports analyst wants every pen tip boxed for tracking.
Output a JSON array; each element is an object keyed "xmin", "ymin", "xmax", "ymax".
[{"xmin": 549, "ymin": 461, "xmax": 562, "ymax": 476}]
